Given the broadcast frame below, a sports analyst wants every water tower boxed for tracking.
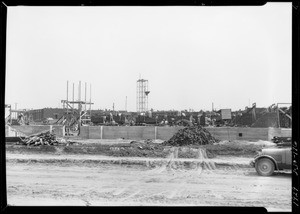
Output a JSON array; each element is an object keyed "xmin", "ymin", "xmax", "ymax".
[{"xmin": 136, "ymin": 78, "xmax": 150, "ymax": 113}]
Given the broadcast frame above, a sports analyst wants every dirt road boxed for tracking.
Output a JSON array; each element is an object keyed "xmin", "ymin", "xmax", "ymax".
[{"xmin": 6, "ymin": 156, "xmax": 291, "ymax": 211}]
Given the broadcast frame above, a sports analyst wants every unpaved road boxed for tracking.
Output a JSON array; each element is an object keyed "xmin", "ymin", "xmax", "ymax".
[{"xmin": 6, "ymin": 155, "xmax": 291, "ymax": 211}]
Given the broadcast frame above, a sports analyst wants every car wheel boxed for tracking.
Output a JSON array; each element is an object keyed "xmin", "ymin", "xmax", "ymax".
[{"xmin": 255, "ymin": 158, "xmax": 275, "ymax": 176}]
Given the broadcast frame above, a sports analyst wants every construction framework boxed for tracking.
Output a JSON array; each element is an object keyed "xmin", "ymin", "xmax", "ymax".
[
  {"xmin": 276, "ymin": 103, "xmax": 292, "ymax": 128},
  {"xmin": 136, "ymin": 79, "xmax": 150, "ymax": 113},
  {"xmin": 56, "ymin": 81, "xmax": 94, "ymax": 135},
  {"xmin": 5, "ymin": 104, "xmax": 28, "ymax": 125}
]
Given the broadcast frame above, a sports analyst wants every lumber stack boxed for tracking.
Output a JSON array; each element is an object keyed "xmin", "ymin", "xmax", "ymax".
[{"xmin": 18, "ymin": 131, "xmax": 68, "ymax": 146}]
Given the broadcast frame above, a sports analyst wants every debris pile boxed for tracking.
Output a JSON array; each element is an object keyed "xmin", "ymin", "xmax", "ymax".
[
  {"xmin": 18, "ymin": 131, "xmax": 71, "ymax": 146},
  {"xmin": 129, "ymin": 139, "xmax": 157, "ymax": 150},
  {"xmin": 130, "ymin": 139, "xmax": 153, "ymax": 145},
  {"xmin": 272, "ymin": 136, "xmax": 292, "ymax": 147},
  {"xmin": 272, "ymin": 136, "xmax": 291, "ymax": 143},
  {"xmin": 163, "ymin": 125, "xmax": 218, "ymax": 146}
]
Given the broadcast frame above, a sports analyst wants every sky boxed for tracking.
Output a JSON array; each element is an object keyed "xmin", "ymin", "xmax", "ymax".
[{"xmin": 5, "ymin": 3, "xmax": 292, "ymax": 113}]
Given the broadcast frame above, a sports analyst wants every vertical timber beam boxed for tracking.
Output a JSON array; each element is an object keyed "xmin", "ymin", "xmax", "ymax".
[
  {"xmin": 85, "ymin": 82, "xmax": 87, "ymax": 125},
  {"xmin": 72, "ymin": 83, "xmax": 74, "ymax": 114},
  {"xmin": 89, "ymin": 83, "xmax": 92, "ymax": 124},
  {"xmin": 277, "ymin": 103, "xmax": 281, "ymax": 128}
]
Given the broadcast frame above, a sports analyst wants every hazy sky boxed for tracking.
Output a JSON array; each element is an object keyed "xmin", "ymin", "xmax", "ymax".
[{"xmin": 5, "ymin": 3, "xmax": 292, "ymax": 112}]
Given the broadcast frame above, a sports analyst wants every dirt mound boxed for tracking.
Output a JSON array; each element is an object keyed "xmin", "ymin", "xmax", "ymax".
[{"xmin": 162, "ymin": 125, "xmax": 218, "ymax": 146}]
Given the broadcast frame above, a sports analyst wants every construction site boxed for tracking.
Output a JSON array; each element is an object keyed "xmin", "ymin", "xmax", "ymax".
[{"xmin": 5, "ymin": 79, "xmax": 292, "ymax": 211}]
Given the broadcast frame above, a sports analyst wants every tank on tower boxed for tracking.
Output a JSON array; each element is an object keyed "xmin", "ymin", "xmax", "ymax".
[{"xmin": 136, "ymin": 79, "xmax": 150, "ymax": 113}]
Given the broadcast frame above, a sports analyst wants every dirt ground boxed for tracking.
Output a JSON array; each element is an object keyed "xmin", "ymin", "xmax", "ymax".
[
  {"xmin": 6, "ymin": 152, "xmax": 291, "ymax": 211},
  {"xmin": 6, "ymin": 138, "xmax": 271, "ymax": 159}
]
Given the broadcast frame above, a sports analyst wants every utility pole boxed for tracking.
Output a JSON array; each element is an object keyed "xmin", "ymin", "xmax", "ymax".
[
  {"xmin": 89, "ymin": 83, "xmax": 92, "ymax": 124},
  {"xmin": 14, "ymin": 103, "xmax": 17, "ymax": 120},
  {"xmin": 84, "ymin": 82, "xmax": 87, "ymax": 124},
  {"xmin": 79, "ymin": 81, "xmax": 81, "ymax": 102},
  {"xmin": 72, "ymin": 83, "xmax": 74, "ymax": 113},
  {"xmin": 66, "ymin": 81, "xmax": 69, "ymax": 115},
  {"xmin": 78, "ymin": 81, "xmax": 82, "ymax": 133},
  {"xmin": 9, "ymin": 104, "xmax": 12, "ymax": 124},
  {"xmin": 277, "ymin": 103, "xmax": 281, "ymax": 128}
]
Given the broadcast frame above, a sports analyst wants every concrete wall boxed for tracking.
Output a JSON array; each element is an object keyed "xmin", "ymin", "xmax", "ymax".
[
  {"xmin": 8, "ymin": 125, "xmax": 64, "ymax": 137},
  {"xmin": 10, "ymin": 125, "xmax": 50, "ymax": 136},
  {"xmin": 205, "ymin": 127, "xmax": 237, "ymax": 141},
  {"xmin": 6, "ymin": 125, "xmax": 26, "ymax": 137},
  {"xmin": 102, "ymin": 126, "xmax": 155, "ymax": 140},
  {"xmin": 6, "ymin": 125, "xmax": 291, "ymax": 141},
  {"xmin": 237, "ymin": 127, "xmax": 269, "ymax": 141},
  {"xmin": 80, "ymin": 126, "xmax": 89, "ymax": 139},
  {"xmin": 205, "ymin": 127, "xmax": 270, "ymax": 141},
  {"xmin": 80, "ymin": 126, "xmax": 182, "ymax": 140},
  {"xmin": 80, "ymin": 126, "xmax": 291, "ymax": 141},
  {"xmin": 156, "ymin": 126, "xmax": 183, "ymax": 140},
  {"xmin": 88, "ymin": 126, "xmax": 101, "ymax": 139},
  {"xmin": 52, "ymin": 125, "xmax": 65, "ymax": 137},
  {"xmin": 268, "ymin": 127, "xmax": 292, "ymax": 140},
  {"xmin": 281, "ymin": 128, "xmax": 292, "ymax": 137}
]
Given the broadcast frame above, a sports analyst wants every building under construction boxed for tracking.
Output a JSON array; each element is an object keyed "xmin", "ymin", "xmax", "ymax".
[
  {"xmin": 56, "ymin": 81, "xmax": 94, "ymax": 135},
  {"xmin": 5, "ymin": 77, "xmax": 291, "ymax": 134}
]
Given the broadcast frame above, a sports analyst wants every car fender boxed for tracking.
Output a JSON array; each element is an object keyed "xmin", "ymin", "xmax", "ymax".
[{"xmin": 254, "ymin": 155, "xmax": 279, "ymax": 170}]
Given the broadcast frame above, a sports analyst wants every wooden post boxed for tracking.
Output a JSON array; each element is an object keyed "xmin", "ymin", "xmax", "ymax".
[
  {"xmin": 67, "ymin": 81, "xmax": 69, "ymax": 115},
  {"xmin": 84, "ymin": 82, "xmax": 87, "ymax": 125},
  {"xmin": 89, "ymin": 84, "xmax": 92, "ymax": 124},
  {"xmin": 62, "ymin": 125, "xmax": 65, "ymax": 136},
  {"xmin": 72, "ymin": 83, "xmax": 74, "ymax": 113},
  {"xmin": 78, "ymin": 81, "xmax": 82, "ymax": 134},
  {"xmin": 10, "ymin": 105, "xmax": 12, "ymax": 124},
  {"xmin": 277, "ymin": 104, "xmax": 280, "ymax": 128}
]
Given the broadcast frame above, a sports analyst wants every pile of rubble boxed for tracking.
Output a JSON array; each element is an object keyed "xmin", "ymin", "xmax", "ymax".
[
  {"xmin": 272, "ymin": 136, "xmax": 291, "ymax": 143},
  {"xmin": 272, "ymin": 136, "xmax": 292, "ymax": 147},
  {"xmin": 163, "ymin": 125, "xmax": 218, "ymax": 146},
  {"xmin": 18, "ymin": 131, "xmax": 71, "ymax": 146}
]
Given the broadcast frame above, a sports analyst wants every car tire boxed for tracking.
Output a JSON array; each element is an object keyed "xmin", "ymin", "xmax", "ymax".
[{"xmin": 255, "ymin": 158, "xmax": 275, "ymax": 176}]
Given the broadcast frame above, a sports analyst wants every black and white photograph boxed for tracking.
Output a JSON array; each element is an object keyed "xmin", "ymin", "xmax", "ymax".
[{"xmin": 3, "ymin": 2, "xmax": 295, "ymax": 212}]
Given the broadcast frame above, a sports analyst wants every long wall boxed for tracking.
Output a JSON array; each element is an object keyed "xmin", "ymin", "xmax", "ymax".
[
  {"xmin": 6, "ymin": 125, "xmax": 65, "ymax": 137},
  {"xmin": 6, "ymin": 125, "xmax": 290, "ymax": 141},
  {"xmin": 80, "ymin": 126, "xmax": 292, "ymax": 141}
]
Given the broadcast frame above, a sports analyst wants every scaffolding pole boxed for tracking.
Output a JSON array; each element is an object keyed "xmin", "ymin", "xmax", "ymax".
[
  {"xmin": 79, "ymin": 81, "xmax": 81, "ymax": 128},
  {"xmin": 67, "ymin": 81, "xmax": 69, "ymax": 115},
  {"xmin": 10, "ymin": 105, "xmax": 12, "ymax": 124},
  {"xmin": 85, "ymin": 82, "xmax": 87, "ymax": 124},
  {"xmin": 89, "ymin": 83, "xmax": 92, "ymax": 123},
  {"xmin": 72, "ymin": 83, "xmax": 74, "ymax": 114},
  {"xmin": 277, "ymin": 104, "xmax": 280, "ymax": 128}
]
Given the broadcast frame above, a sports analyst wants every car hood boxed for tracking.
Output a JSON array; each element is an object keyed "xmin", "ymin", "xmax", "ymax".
[{"xmin": 261, "ymin": 147, "xmax": 289, "ymax": 157}]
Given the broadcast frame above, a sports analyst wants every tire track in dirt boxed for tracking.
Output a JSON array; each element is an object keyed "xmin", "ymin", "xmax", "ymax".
[
  {"xmin": 6, "ymin": 147, "xmax": 291, "ymax": 210},
  {"xmin": 112, "ymin": 147, "xmax": 217, "ymax": 203}
]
